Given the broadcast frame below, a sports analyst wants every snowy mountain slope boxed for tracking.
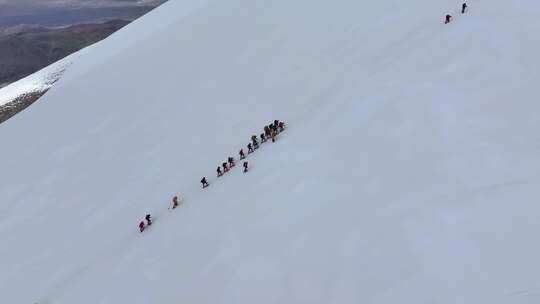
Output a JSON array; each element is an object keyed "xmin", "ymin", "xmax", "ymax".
[{"xmin": 1, "ymin": 0, "xmax": 540, "ymax": 303}]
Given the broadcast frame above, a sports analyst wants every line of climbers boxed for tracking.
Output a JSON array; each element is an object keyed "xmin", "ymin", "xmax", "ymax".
[
  {"xmin": 138, "ymin": 119, "xmax": 287, "ymax": 232},
  {"xmin": 202, "ymin": 119, "xmax": 286, "ymax": 189},
  {"xmin": 445, "ymin": 2, "xmax": 467, "ymax": 24},
  {"xmin": 137, "ymin": 3, "xmax": 470, "ymax": 233},
  {"xmin": 138, "ymin": 214, "xmax": 152, "ymax": 232}
]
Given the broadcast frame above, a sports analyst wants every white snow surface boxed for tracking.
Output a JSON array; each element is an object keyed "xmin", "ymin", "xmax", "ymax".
[{"xmin": 1, "ymin": 0, "xmax": 540, "ymax": 303}]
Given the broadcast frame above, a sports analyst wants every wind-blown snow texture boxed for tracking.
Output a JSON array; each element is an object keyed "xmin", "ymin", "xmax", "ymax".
[
  {"xmin": 0, "ymin": 58, "xmax": 70, "ymax": 106},
  {"xmin": 1, "ymin": 0, "xmax": 540, "ymax": 303}
]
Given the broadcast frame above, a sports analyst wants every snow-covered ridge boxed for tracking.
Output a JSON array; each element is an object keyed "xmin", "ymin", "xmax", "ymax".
[
  {"xmin": 0, "ymin": 58, "xmax": 70, "ymax": 107},
  {"xmin": 0, "ymin": 58, "xmax": 71, "ymax": 123}
]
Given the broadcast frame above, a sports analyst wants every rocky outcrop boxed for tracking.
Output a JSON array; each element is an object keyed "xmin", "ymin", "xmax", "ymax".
[{"xmin": 0, "ymin": 90, "xmax": 47, "ymax": 124}]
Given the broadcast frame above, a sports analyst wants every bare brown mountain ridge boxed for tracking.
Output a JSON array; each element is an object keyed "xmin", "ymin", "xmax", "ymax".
[{"xmin": 0, "ymin": 19, "xmax": 130, "ymax": 86}]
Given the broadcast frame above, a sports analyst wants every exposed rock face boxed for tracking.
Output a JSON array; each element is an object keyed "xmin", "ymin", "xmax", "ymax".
[{"xmin": 0, "ymin": 90, "xmax": 47, "ymax": 124}]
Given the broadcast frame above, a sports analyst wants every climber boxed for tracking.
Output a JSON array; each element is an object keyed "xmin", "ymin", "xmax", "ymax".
[
  {"xmin": 217, "ymin": 166, "xmax": 223, "ymax": 177},
  {"xmin": 264, "ymin": 125, "xmax": 271, "ymax": 138},
  {"xmin": 172, "ymin": 196, "xmax": 179, "ymax": 209},
  {"xmin": 139, "ymin": 221, "xmax": 145, "ymax": 232},
  {"xmin": 201, "ymin": 177, "xmax": 209, "ymax": 188},
  {"xmin": 271, "ymin": 130, "xmax": 277, "ymax": 142}
]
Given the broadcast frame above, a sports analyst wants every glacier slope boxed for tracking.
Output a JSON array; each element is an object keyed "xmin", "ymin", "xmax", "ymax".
[{"xmin": 1, "ymin": 0, "xmax": 540, "ymax": 303}]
